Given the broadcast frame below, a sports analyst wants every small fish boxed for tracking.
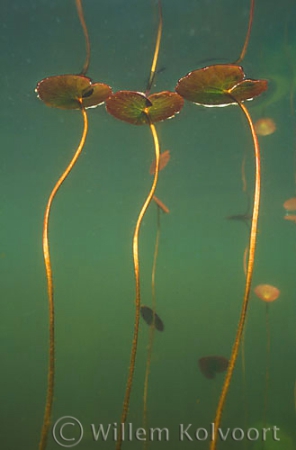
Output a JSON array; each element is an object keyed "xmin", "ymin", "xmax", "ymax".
[
  {"xmin": 226, "ymin": 213, "xmax": 251, "ymax": 230},
  {"xmin": 195, "ymin": 57, "xmax": 230, "ymax": 67},
  {"xmin": 226, "ymin": 213, "xmax": 252, "ymax": 221},
  {"xmin": 226, "ymin": 196, "xmax": 251, "ymax": 230}
]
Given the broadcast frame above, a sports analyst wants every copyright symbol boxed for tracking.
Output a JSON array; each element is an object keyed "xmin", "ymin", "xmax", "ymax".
[{"xmin": 52, "ymin": 416, "xmax": 83, "ymax": 448}]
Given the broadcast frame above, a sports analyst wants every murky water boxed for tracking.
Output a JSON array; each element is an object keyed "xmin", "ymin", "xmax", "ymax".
[{"xmin": 1, "ymin": 0, "xmax": 295, "ymax": 449}]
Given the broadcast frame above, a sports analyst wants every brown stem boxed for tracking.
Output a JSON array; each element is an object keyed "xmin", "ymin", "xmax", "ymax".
[
  {"xmin": 263, "ymin": 303, "xmax": 270, "ymax": 426},
  {"xmin": 76, "ymin": 0, "xmax": 91, "ymax": 75},
  {"xmin": 143, "ymin": 206, "xmax": 161, "ymax": 450},
  {"xmin": 116, "ymin": 122, "xmax": 160, "ymax": 450},
  {"xmin": 146, "ymin": 0, "xmax": 163, "ymax": 95},
  {"xmin": 210, "ymin": 102, "xmax": 261, "ymax": 450},
  {"xmin": 39, "ymin": 107, "xmax": 88, "ymax": 450},
  {"xmin": 233, "ymin": 0, "xmax": 255, "ymax": 65}
]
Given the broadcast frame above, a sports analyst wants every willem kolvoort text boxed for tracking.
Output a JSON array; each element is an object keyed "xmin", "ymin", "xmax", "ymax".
[{"xmin": 89, "ymin": 423, "xmax": 280, "ymax": 442}]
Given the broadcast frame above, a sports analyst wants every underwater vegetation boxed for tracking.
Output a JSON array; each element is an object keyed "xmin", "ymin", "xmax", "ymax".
[
  {"xmin": 2, "ymin": 0, "xmax": 296, "ymax": 449},
  {"xmin": 34, "ymin": 0, "xmax": 295, "ymax": 448}
]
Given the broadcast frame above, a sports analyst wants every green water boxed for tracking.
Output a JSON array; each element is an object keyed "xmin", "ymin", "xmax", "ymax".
[{"xmin": 1, "ymin": 0, "xmax": 296, "ymax": 449}]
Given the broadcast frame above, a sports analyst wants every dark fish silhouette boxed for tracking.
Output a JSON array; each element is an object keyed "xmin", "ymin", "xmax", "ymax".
[
  {"xmin": 140, "ymin": 306, "xmax": 164, "ymax": 332},
  {"xmin": 226, "ymin": 196, "xmax": 251, "ymax": 230},
  {"xmin": 226, "ymin": 212, "xmax": 252, "ymax": 229}
]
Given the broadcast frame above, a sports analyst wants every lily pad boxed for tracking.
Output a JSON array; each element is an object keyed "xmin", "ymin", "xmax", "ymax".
[
  {"xmin": 175, "ymin": 64, "xmax": 268, "ymax": 107},
  {"xmin": 82, "ymin": 82, "xmax": 112, "ymax": 108},
  {"xmin": 231, "ymin": 79, "xmax": 268, "ymax": 103},
  {"xmin": 36, "ymin": 74, "xmax": 112, "ymax": 110},
  {"xmin": 105, "ymin": 90, "xmax": 184, "ymax": 125}
]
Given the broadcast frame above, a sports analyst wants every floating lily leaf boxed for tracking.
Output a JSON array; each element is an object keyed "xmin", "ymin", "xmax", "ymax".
[
  {"xmin": 175, "ymin": 64, "xmax": 268, "ymax": 107},
  {"xmin": 36, "ymin": 74, "xmax": 111, "ymax": 110},
  {"xmin": 105, "ymin": 91, "xmax": 148, "ymax": 124},
  {"xmin": 82, "ymin": 82, "xmax": 112, "ymax": 108},
  {"xmin": 230, "ymin": 79, "xmax": 268, "ymax": 103},
  {"xmin": 105, "ymin": 90, "xmax": 184, "ymax": 125}
]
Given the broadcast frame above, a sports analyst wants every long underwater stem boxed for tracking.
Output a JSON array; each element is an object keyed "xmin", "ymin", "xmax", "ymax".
[
  {"xmin": 116, "ymin": 122, "xmax": 160, "ymax": 450},
  {"xmin": 146, "ymin": 0, "xmax": 163, "ymax": 95},
  {"xmin": 39, "ymin": 107, "xmax": 88, "ymax": 450},
  {"xmin": 76, "ymin": 0, "xmax": 91, "ymax": 75},
  {"xmin": 233, "ymin": 0, "xmax": 255, "ymax": 65},
  {"xmin": 210, "ymin": 102, "xmax": 261, "ymax": 450},
  {"xmin": 263, "ymin": 304, "xmax": 271, "ymax": 427},
  {"xmin": 143, "ymin": 205, "xmax": 161, "ymax": 450}
]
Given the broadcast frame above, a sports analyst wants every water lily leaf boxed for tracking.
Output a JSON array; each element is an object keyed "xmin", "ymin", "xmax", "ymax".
[
  {"xmin": 148, "ymin": 91, "xmax": 184, "ymax": 123},
  {"xmin": 105, "ymin": 91, "xmax": 148, "ymax": 124},
  {"xmin": 105, "ymin": 90, "xmax": 184, "ymax": 125},
  {"xmin": 230, "ymin": 79, "xmax": 268, "ymax": 103},
  {"xmin": 175, "ymin": 64, "xmax": 268, "ymax": 106},
  {"xmin": 82, "ymin": 82, "xmax": 112, "ymax": 108},
  {"xmin": 36, "ymin": 74, "xmax": 111, "ymax": 110}
]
